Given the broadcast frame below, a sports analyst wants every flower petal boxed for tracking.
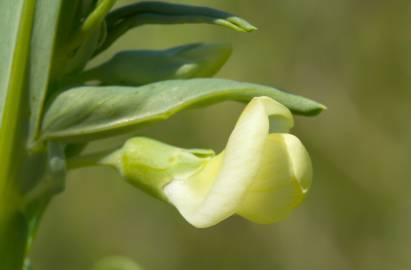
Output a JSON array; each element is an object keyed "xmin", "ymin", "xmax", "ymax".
[
  {"xmin": 237, "ymin": 133, "xmax": 312, "ymax": 223},
  {"xmin": 164, "ymin": 97, "xmax": 294, "ymax": 227}
]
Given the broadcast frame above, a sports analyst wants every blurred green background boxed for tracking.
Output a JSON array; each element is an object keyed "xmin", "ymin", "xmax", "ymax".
[{"xmin": 31, "ymin": 0, "xmax": 411, "ymax": 269}]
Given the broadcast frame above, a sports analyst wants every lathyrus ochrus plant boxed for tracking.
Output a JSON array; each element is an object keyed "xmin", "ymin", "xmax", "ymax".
[{"xmin": 0, "ymin": 1, "xmax": 325, "ymax": 269}]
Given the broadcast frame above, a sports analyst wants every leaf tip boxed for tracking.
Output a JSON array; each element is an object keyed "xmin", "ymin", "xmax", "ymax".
[
  {"xmin": 227, "ymin": 16, "xmax": 258, "ymax": 32},
  {"xmin": 303, "ymin": 102, "xmax": 327, "ymax": 116}
]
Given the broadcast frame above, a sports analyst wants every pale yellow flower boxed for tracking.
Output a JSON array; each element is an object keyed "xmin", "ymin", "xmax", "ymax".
[{"xmin": 103, "ymin": 97, "xmax": 312, "ymax": 228}]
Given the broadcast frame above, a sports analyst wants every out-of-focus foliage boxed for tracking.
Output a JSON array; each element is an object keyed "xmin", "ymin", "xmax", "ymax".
[
  {"xmin": 91, "ymin": 256, "xmax": 143, "ymax": 270},
  {"xmin": 32, "ymin": 0, "xmax": 411, "ymax": 270}
]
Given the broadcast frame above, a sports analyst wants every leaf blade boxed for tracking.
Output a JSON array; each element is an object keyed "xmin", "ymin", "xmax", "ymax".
[
  {"xmin": 42, "ymin": 79, "xmax": 325, "ymax": 142},
  {"xmin": 95, "ymin": 1, "xmax": 256, "ymax": 56},
  {"xmin": 0, "ymin": 0, "xmax": 26, "ymax": 128},
  {"xmin": 27, "ymin": 0, "xmax": 64, "ymax": 149},
  {"xmin": 79, "ymin": 43, "xmax": 232, "ymax": 86}
]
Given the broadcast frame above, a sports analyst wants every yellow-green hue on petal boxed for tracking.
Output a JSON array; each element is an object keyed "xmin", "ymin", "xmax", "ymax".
[
  {"xmin": 283, "ymin": 134, "xmax": 313, "ymax": 193},
  {"xmin": 237, "ymin": 134, "xmax": 312, "ymax": 224},
  {"xmin": 164, "ymin": 97, "xmax": 298, "ymax": 228}
]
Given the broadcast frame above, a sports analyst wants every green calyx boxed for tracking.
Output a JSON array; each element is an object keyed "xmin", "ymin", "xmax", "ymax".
[{"xmin": 101, "ymin": 137, "xmax": 215, "ymax": 201}]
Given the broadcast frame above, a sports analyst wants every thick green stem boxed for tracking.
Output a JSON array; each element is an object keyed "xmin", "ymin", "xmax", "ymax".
[
  {"xmin": 0, "ymin": 0, "xmax": 36, "ymax": 269},
  {"xmin": 0, "ymin": 208, "xmax": 29, "ymax": 270}
]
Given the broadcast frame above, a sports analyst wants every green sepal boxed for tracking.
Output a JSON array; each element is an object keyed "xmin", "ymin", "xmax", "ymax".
[{"xmin": 100, "ymin": 137, "xmax": 213, "ymax": 201}]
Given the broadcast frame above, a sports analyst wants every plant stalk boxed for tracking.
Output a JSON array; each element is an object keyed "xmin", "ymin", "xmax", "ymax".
[
  {"xmin": 0, "ymin": 0, "xmax": 36, "ymax": 269},
  {"xmin": 0, "ymin": 207, "xmax": 29, "ymax": 270}
]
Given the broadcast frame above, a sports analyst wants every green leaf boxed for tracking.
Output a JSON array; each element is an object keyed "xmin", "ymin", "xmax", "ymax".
[
  {"xmin": 82, "ymin": 0, "xmax": 117, "ymax": 33},
  {"xmin": 42, "ymin": 79, "xmax": 325, "ymax": 142},
  {"xmin": 27, "ymin": 0, "xmax": 64, "ymax": 149},
  {"xmin": 49, "ymin": 0, "xmax": 89, "ymax": 80},
  {"xmin": 51, "ymin": 0, "xmax": 116, "ymax": 79},
  {"xmin": 95, "ymin": 1, "xmax": 256, "ymax": 56},
  {"xmin": 0, "ymin": 0, "xmax": 36, "ymax": 186},
  {"xmin": 78, "ymin": 43, "xmax": 231, "ymax": 86},
  {"xmin": 0, "ymin": 0, "xmax": 27, "ymax": 128}
]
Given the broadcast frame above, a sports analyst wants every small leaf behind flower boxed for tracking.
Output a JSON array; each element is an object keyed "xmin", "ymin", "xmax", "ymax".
[
  {"xmin": 80, "ymin": 43, "xmax": 232, "ymax": 86},
  {"xmin": 42, "ymin": 79, "xmax": 325, "ymax": 142},
  {"xmin": 95, "ymin": 1, "xmax": 256, "ymax": 55}
]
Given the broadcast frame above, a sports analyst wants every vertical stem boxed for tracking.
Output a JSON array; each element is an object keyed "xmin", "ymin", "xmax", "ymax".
[
  {"xmin": 0, "ymin": 0, "xmax": 36, "ymax": 269},
  {"xmin": 0, "ymin": 210, "xmax": 29, "ymax": 270}
]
